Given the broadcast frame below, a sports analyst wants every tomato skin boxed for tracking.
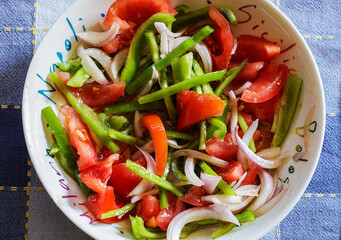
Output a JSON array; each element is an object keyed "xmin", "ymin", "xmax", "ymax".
[
  {"xmin": 206, "ymin": 133, "xmax": 239, "ymax": 161},
  {"xmin": 207, "ymin": 7, "xmax": 234, "ymax": 70},
  {"xmin": 60, "ymin": 105, "xmax": 97, "ymax": 171},
  {"xmin": 102, "ymin": 29, "xmax": 135, "ymax": 54},
  {"xmin": 229, "ymin": 61, "xmax": 265, "ymax": 81},
  {"xmin": 232, "ymin": 35, "xmax": 281, "ymax": 62},
  {"xmin": 241, "ymin": 63, "xmax": 288, "ymax": 103},
  {"xmin": 180, "ymin": 186, "xmax": 207, "ymax": 207},
  {"xmin": 136, "ymin": 195, "xmax": 160, "ymax": 228},
  {"xmin": 217, "ymin": 160, "xmax": 245, "ymax": 183},
  {"xmin": 79, "ymin": 154, "xmax": 119, "ymax": 194},
  {"xmin": 176, "ymin": 91, "xmax": 226, "ymax": 131},
  {"xmin": 239, "ymin": 163, "xmax": 260, "ymax": 187}
]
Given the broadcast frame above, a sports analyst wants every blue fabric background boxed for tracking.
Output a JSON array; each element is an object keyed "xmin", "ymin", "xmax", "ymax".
[{"xmin": 0, "ymin": 0, "xmax": 340, "ymax": 239}]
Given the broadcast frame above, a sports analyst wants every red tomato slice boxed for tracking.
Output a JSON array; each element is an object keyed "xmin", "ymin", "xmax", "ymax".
[
  {"xmin": 107, "ymin": 158, "xmax": 146, "ymax": 202},
  {"xmin": 136, "ymin": 195, "xmax": 160, "ymax": 228},
  {"xmin": 85, "ymin": 186, "xmax": 125, "ymax": 224},
  {"xmin": 256, "ymin": 122, "xmax": 274, "ymax": 151},
  {"xmin": 60, "ymin": 105, "xmax": 97, "ymax": 171},
  {"xmin": 156, "ymin": 193, "xmax": 186, "ymax": 231},
  {"xmin": 232, "ymin": 35, "xmax": 281, "ymax": 62},
  {"xmin": 239, "ymin": 163, "xmax": 260, "ymax": 187},
  {"xmin": 241, "ymin": 63, "xmax": 288, "ymax": 103},
  {"xmin": 206, "ymin": 133, "xmax": 238, "ymax": 161},
  {"xmin": 207, "ymin": 7, "xmax": 234, "ymax": 70},
  {"xmin": 103, "ymin": 0, "xmax": 177, "ymax": 28},
  {"xmin": 229, "ymin": 61, "xmax": 265, "ymax": 81},
  {"xmin": 79, "ymin": 154, "xmax": 119, "ymax": 193},
  {"xmin": 176, "ymin": 91, "xmax": 226, "ymax": 131},
  {"xmin": 218, "ymin": 160, "xmax": 245, "ymax": 183},
  {"xmin": 180, "ymin": 186, "xmax": 207, "ymax": 207},
  {"xmin": 102, "ymin": 29, "xmax": 136, "ymax": 54}
]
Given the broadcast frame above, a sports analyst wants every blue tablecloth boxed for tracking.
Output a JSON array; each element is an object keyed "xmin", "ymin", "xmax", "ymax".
[{"xmin": 0, "ymin": 0, "xmax": 340, "ymax": 239}]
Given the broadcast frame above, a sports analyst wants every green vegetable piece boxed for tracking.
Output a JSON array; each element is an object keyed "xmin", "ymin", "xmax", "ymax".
[
  {"xmin": 134, "ymin": 57, "xmax": 154, "ymax": 78},
  {"xmin": 217, "ymin": 8, "xmax": 238, "ymax": 27},
  {"xmin": 126, "ymin": 25, "xmax": 215, "ymax": 95},
  {"xmin": 166, "ymin": 130, "xmax": 196, "ymax": 142},
  {"xmin": 171, "ymin": 58, "xmax": 181, "ymax": 84},
  {"xmin": 271, "ymin": 74, "xmax": 303, "ymax": 147},
  {"xmin": 179, "ymin": 52, "xmax": 193, "ymax": 81},
  {"xmin": 120, "ymin": 13, "xmax": 176, "ymax": 84},
  {"xmin": 101, "ymin": 203, "xmax": 136, "ymax": 219},
  {"xmin": 214, "ymin": 61, "xmax": 247, "ymax": 97},
  {"xmin": 238, "ymin": 113, "xmax": 256, "ymax": 152},
  {"xmin": 207, "ymin": 118, "xmax": 227, "ymax": 140},
  {"xmin": 171, "ymin": 158, "xmax": 187, "ymax": 182},
  {"xmin": 161, "ymin": 71, "xmax": 177, "ymax": 126},
  {"xmin": 98, "ymin": 113, "xmax": 110, "ymax": 125},
  {"xmin": 206, "ymin": 100, "xmax": 229, "ymax": 140},
  {"xmin": 108, "ymin": 129, "xmax": 146, "ymax": 147},
  {"xmin": 130, "ymin": 216, "xmax": 167, "ymax": 239},
  {"xmin": 192, "ymin": 59, "xmax": 214, "ymax": 94},
  {"xmin": 42, "ymin": 106, "xmax": 78, "ymax": 180},
  {"xmin": 180, "ymin": 222, "xmax": 203, "ymax": 238},
  {"xmin": 49, "ymin": 72, "xmax": 120, "ymax": 153},
  {"xmin": 199, "ymin": 120, "xmax": 207, "ymax": 150},
  {"xmin": 138, "ymin": 70, "xmax": 227, "ymax": 104},
  {"xmin": 48, "ymin": 142, "xmax": 60, "ymax": 156},
  {"xmin": 66, "ymin": 67, "xmax": 90, "ymax": 88},
  {"xmin": 175, "ymin": 5, "xmax": 192, "ymax": 16},
  {"xmin": 56, "ymin": 57, "xmax": 82, "ymax": 72},
  {"xmin": 104, "ymin": 101, "xmax": 165, "ymax": 114},
  {"xmin": 198, "ymin": 161, "xmax": 236, "ymax": 196},
  {"xmin": 145, "ymin": 31, "xmax": 160, "ymax": 63},
  {"xmin": 109, "ymin": 116, "xmax": 128, "ymax": 131},
  {"xmin": 159, "ymin": 159, "xmax": 171, "ymax": 209},
  {"xmin": 126, "ymin": 160, "xmax": 184, "ymax": 197},
  {"xmin": 75, "ymin": 170, "xmax": 94, "ymax": 197}
]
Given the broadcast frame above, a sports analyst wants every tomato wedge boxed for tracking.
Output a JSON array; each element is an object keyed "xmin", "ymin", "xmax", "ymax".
[
  {"xmin": 79, "ymin": 154, "xmax": 119, "ymax": 193},
  {"xmin": 232, "ymin": 35, "xmax": 281, "ymax": 62},
  {"xmin": 207, "ymin": 7, "xmax": 234, "ymax": 71},
  {"xmin": 142, "ymin": 114, "xmax": 168, "ymax": 175},
  {"xmin": 136, "ymin": 195, "xmax": 160, "ymax": 228},
  {"xmin": 217, "ymin": 160, "xmax": 245, "ymax": 183},
  {"xmin": 176, "ymin": 91, "xmax": 226, "ymax": 131},
  {"xmin": 102, "ymin": 29, "xmax": 136, "ymax": 54},
  {"xmin": 229, "ymin": 61, "xmax": 265, "ymax": 81},
  {"xmin": 60, "ymin": 105, "xmax": 97, "ymax": 171},
  {"xmin": 206, "ymin": 133, "xmax": 239, "ymax": 161},
  {"xmin": 180, "ymin": 186, "xmax": 207, "ymax": 207},
  {"xmin": 239, "ymin": 163, "xmax": 260, "ymax": 187},
  {"xmin": 241, "ymin": 62, "xmax": 288, "ymax": 103}
]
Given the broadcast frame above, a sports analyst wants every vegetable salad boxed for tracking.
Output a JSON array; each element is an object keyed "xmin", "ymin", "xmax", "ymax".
[{"xmin": 42, "ymin": 0, "xmax": 303, "ymax": 239}]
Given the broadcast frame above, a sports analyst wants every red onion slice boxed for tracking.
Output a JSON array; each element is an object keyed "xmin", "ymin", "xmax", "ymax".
[
  {"xmin": 229, "ymin": 196, "xmax": 255, "ymax": 213},
  {"xmin": 131, "ymin": 141, "xmax": 154, "ymax": 160},
  {"xmin": 232, "ymin": 171, "xmax": 247, "ymax": 190},
  {"xmin": 77, "ymin": 22, "xmax": 120, "ymax": 47},
  {"xmin": 235, "ymin": 185, "xmax": 260, "ymax": 197},
  {"xmin": 200, "ymin": 172, "xmax": 222, "ymax": 194},
  {"xmin": 257, "ymin": 147, "xmax": 281, "ymax": 159},
  {"xmin": 268, "ymin": 170, "xmax": 279, "ymax": 201},
  {"xmin": 172, "ymin": 150, "xmax": 229, "ymax": 168},
  {"xmin": 247, "ymin": 168, "xmax": 274, "ymax": 211},
  {"xmin": 185, "ymin": 157, "xmax": 204, "ymax": 186},
  {"xmin": 233, "ymin": 81, "xmax": 252, "ymax": 96},
  {"xmin": 254, "ymin": 186, "xmax": 288, "ymax": 217},
  {"xmin": 167, "ymin": 139, "xmax": 190, "ymax": 149},
  {"xmin": 83, "ymin": 48, "xmax": 114, "ymax": 80},
  {"xmin": 167, "ymin": 204, "xmax": 239, "ymax": 240},
  {"xmin": 77, "ymin": 45, "xmax": 109, "ymax": 85},
  {"xmin": 111, "ymin": 47, "xmax": 129, "ymax": 81},
  {"xmin": 229, "ymin": 91, "xmax": 238, "ymax": 144},
  {"xmin": 201, "ymin": 195, "xmax": 242, "ymax": 204}
]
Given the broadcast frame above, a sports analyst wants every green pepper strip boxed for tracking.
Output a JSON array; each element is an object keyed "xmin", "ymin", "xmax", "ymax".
[
  {"xmin": 56, "ymin": 57, "xmax": 82, "ymax": 72},
  {"xmin": 207, "ymin": 100, "xmax": 229, "ymax": 140},
  {"xmin": 126, "ymin": 160, "xmax": 183, "ymax": 197},
  {"xmin": 238, "ymin": 113, "xmax": 256, "ymax": 152},
  {"xmin": 161, "ymin": 71, "xmax": 177, "ymax": 126},
  {"xmin": 207, "ymin": 118, "xmax": 227, "ymax": 140},
  {"xmin": 138, "ymin": 69, "xmax": 227, "ymax": 104},
  {"xmin": 166, "ymin": 130, "xmax": 196, "ymax": 141},
  {"xmin": 108, "ymin": 129, "xmax": 146, "ymax": 147},
  {"xmin": 271, "ymin": 74, "xmax": 303, "ymax": 147},
  {"xmin": 175, "ymin": 4, "xmax": 192, "ymax": 16},
  {"xmin": 159, "ymin": 158, "xmax": 171, "ymax": 209},
  {"xmin": 75, "ymin": 170, "xmax": 94, "ymax": 197},
  {"xmin": 126, "ymin": 25, "xmax": 215, "ymax": 95},
  {"xmin": 171, "ymin": 58, "xmax": 181, "ymax": 84},
  {"xmin": 42, "ymin": 106, "xmax": 78, "ymax": 180},
  {"xmin": 130, "ymin": 216, "xmax": 167, "ymax": 239},
  {"xmin": 214, "ymin": 61, "xmax": 247, "ymax": 97},
  {"xmin": 120, "ymin": 13, "xmax": 176, "ymax": 84},
  {"xmin": 216, "ymin": 8, "xmax": 238, "ymax": 27},
  {"xmin": 109, "ymin": 116, "xmax": 128, "ymax": 131},
  {"xmin": 50, "ymin": 72, "xmax": 120, "ymax": 153},
  {"xmin": 48, "ymin": 142, "xmax": 60, "ymax": 156},
  {"xmin": 212, "ymin": 211, "xmax": 255, "ymax": 239},
  {"xmin": 198, "ymin": 161, "xmax": 236, "ymax": 196},
  {"xmin": 179, "ymin": 52, "xmax": 193, "ymax": 81},
  {"xmin": 104, "ymin": 101, "xmax": 165, "ymax": 114},
  {"xmin": 145, "ymin": 31, "xmax": 160, "ymax": 63},
  {"xmin": 66, "ymin": 67, "xmax": 90, "ymax": 88},
  {"xmin": 199, "ymin": 120, "xmax": 207, "ymax": 150},
  {"xmin": 171, "ymin": 158, "xmax": 187, "ymax": 181},
  {"xmin": 134, "ymin": 57, "xmax": 153, "ymax": 78},
  {"xmin": 192, "ymin": 58, "xmax": 214, "ymax": 94},
  {"xmin": 101, "ymin": 202, "xmax": 136, "ymax": 219}
]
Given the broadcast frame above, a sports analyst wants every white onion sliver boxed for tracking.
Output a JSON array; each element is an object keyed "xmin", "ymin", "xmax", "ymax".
[
  {"xmin": 194, "ymin": 42, "xmax": 213, "ymax": 73},
  {"xmin": 167, "ymin": 204, "xmax": 239, "ymax": 240},
  {"xmin": 77, "ymin": 22, "xmax": 120, "ymax": 47},
  {"xmin": 160, "ymin": 29, "xmax": 169, "ymax": 55},
  {"xmin": 167, "ymin": 139, "xmax": 190, "ymax": 149},
  {"xmin": 184, "ymin": 157, "xmax": 204, "ymax": 186},
  {"xmin": 254, "ymin": 187, "xmax": 288, "ymax": 217},
  {"xmin": 172, "ymin": 36, "xmax": 190, "ymax": 49},
  {"xmin": 229, "ymin": 196, "xmax": 255, "ymax": 213},
  {"xmin": 83, "ymin": 48, "xmax": 114, "ymax": 80},
  {"xmin": 201, "ymin": 195, "xmax": 243, "ymax": 205},
  {"xmin": 231, "ymin": 36, "xmax": 238, "ymax": 55},
  {"xmin": 111, "ymin": 47, "xmax": 129, "ymax": 81},
  {"xmin": 229, "ymin": 91, "xmax": 238, "ymax": 144},
  {"xmin": 77, "ymin": 45, "xmax": 109, "ymax": 85},
  {"xmin": 235, "ymin": 185, "xmax": 260, "ymax": 197},
  {"xmin": 232, "ymin": 171, "xmax": 247, "ymax": 190},
  {"xmin": 268, "ymin": 170, "xmax": 279, "ymax": 201},
  {"xmin": 172, "ymin": 150, "xmax": 228, "ymax": 168},
  {"xmin": 131, "ymin": 141, "xmax": 154, "ymax": 160},
  {"xmin": 247, "ymin": 168, "xmax": 274, "ymax": 211},
  {"xmin": 242, "ymin": 119, "xmax": 259, "ymax": 146},
  {"xmin": 200, "ymin": 172, "xmax": 222, "ymax": 194},
  {"xmin": 154, "ymin": 22, "xmax": 183, "ymax": 37},
  {"xmin": 234, "ymin": 81, "xmax": 252, "ymax": 95},
  {"xmin": 237, "ymin": 150, "xmax": 250, "ymax": 171},
  {"xmin": 257, "ymin": 147, "xmax": 281, "ymax": 159}
]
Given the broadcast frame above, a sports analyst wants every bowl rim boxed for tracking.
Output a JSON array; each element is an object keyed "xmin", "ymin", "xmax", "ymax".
[{"xmin": 22, "ymin": 0, "xmax": 326, "ymax": 239}]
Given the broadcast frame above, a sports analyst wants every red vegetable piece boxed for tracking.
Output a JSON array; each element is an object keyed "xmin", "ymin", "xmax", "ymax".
[
  {"xmin": 176, "ymin": 91, "xmax": 226, "ymax": 131},
  {"xmin": 79, "ymin": 154, "xmax": 119, "ymax": 193},
  {"xmin": 136, "ymin": 195, "xmax": 160, "ymax": 228},
  {"xmin": 229, "ymin": 61, "xmax": 265, "ymax": 81},
  {"xmin": 218, "ymin": 160, "xmax": 245, "ymax": 183},
  {"xmin": 206, "ymin": 133, "xmax": 239, "ymax": 161},
  {"xmin": 180, "ymin": 186, "xmax": 207, "ymax": 207},
  {"xmin": 241, "ymin": 63, "xmax": 288, "ymax": 103},
  {"xmin": 232, "ymin": 35, "xmax": 281, "ymax": 62},
  {"xmin": 239, "ymin": 163, "xmax": 260, "ymax": 187},
  {"xmin": 60, "ymin": 105, "xmax": 97, "ymax": 171},
  {"xmin": 102, "ymin": 29, "xmax": 136, "ymax": 54},
  {"xmin": 207, "ymin": 7, "xmax": 234, "ymax": 70}
]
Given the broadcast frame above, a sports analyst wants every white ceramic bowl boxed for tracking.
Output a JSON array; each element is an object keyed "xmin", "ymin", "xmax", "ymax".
[{"xmin": 22, "ymin": 0, "xmax": 325, "ymax": 239}]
